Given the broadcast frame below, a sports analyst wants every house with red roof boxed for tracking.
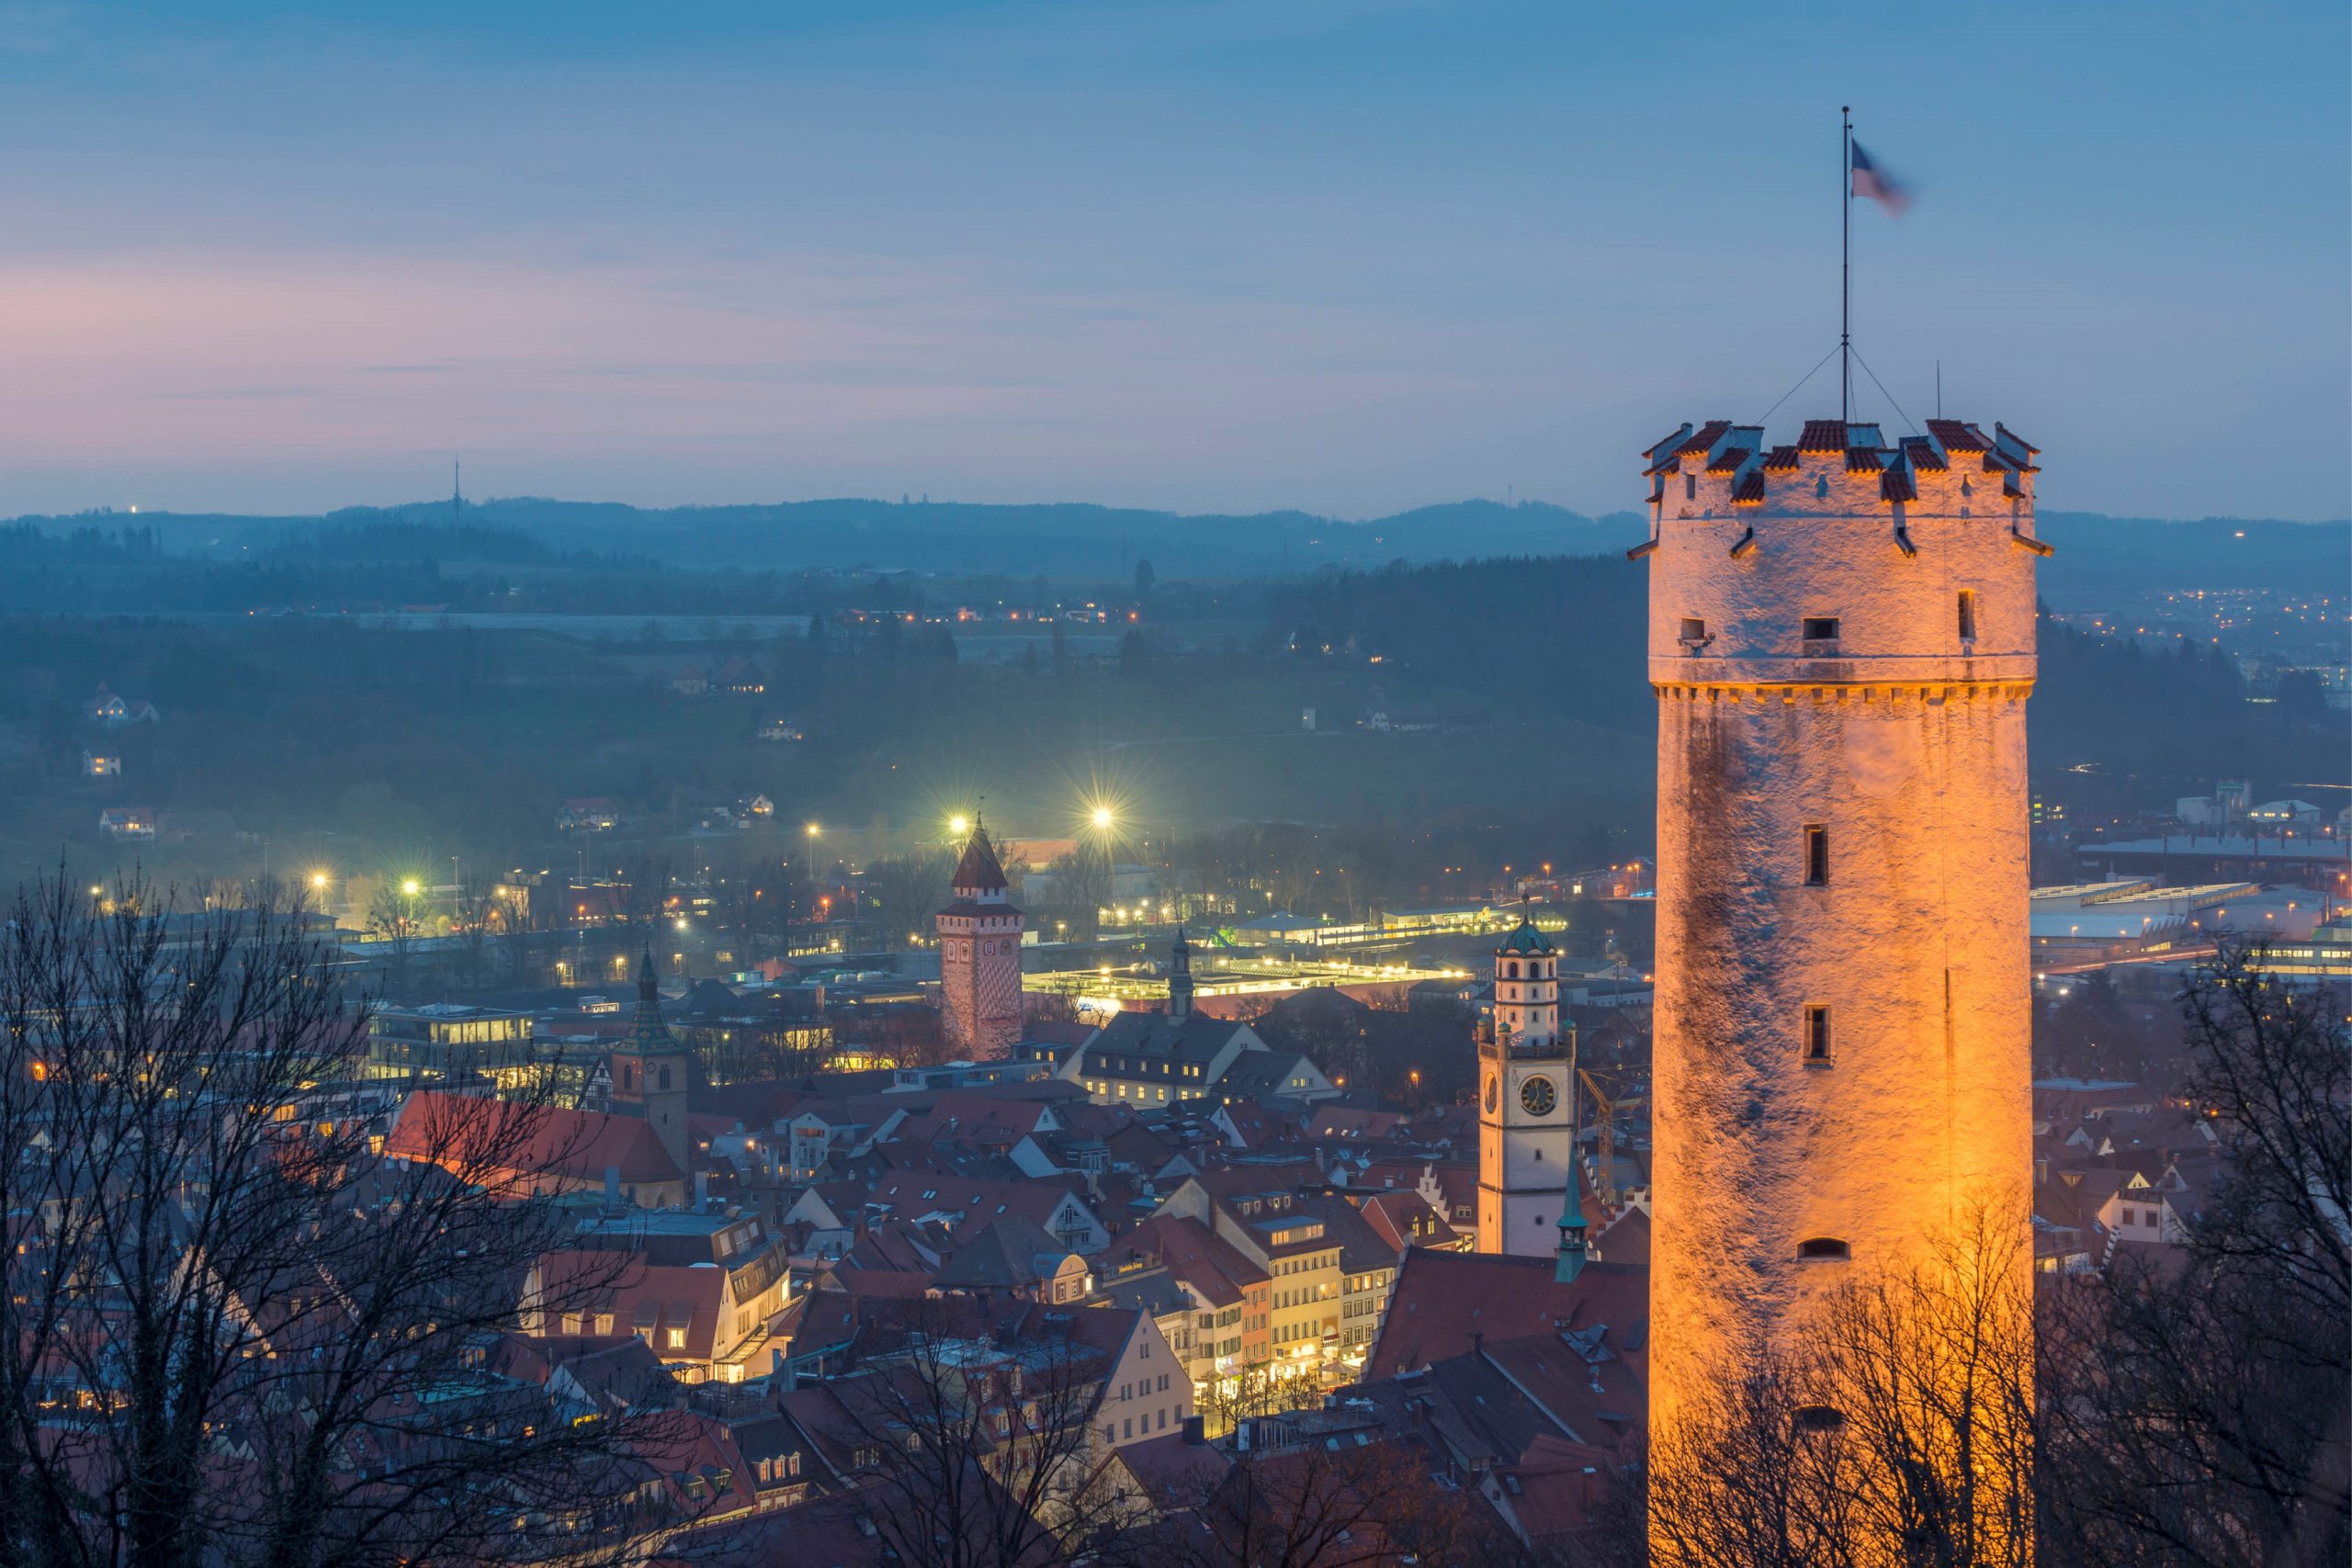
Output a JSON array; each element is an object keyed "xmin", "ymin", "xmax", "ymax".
[{"xmin": 383, "ymin": 1089, "xmax": 686, "ymax": 1209}]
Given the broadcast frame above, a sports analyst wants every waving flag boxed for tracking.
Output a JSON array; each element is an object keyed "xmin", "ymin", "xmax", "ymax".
[{"xmin": 1850, "ymin": 141, "xmax": 1911, "ymax": 214}]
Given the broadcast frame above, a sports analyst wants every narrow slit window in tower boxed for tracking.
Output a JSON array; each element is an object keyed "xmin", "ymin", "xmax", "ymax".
[
  {"xmin": 1804, "ymin": 825, "xmax": 1829, "ymax": 886},
  {"xmin": 1684, "ymin": 474, "xmax": 1697, "ymax": 501},
  {"xmin": 1957, "ymin": 590, "xmax": 1977, "ymax": 642},
  {"xmin": 1804, "ymin": 1004, "xmax": 1832, "ymax": 1063}
]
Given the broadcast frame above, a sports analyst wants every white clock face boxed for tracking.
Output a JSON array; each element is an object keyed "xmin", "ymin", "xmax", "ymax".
[
  {"xmin": 1520, "ymin": 1075, "xmax": 1557, "ymax": 1117},
  {"xmin": 1483, "ymin": 1074, "xmax": 1498, "ymax": 1114}
]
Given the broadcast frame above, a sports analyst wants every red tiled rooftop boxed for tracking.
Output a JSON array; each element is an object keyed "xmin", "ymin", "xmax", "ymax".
[
  {"xmin": 1845, "ymin": 447, "xmax": 1884, "ymax": 472},
  {"xmin": 1674, "ymin": 419, "xmax": 1731, "ymax": 457},
  {"xmin": 1759, "ymin": 445, "xmax": 1802, "ymax": 471},
  {"xmin": 1732, "ymin": 470, "xmax": 1766, "ymax": 505},
  {"xmin": 1797, "ymin": 419, "xmax": 1847, "ymax": 454},
  {"xmin": 1926, "ymin": 417, "xmax": 1990, "ymax": 453},
  {"xmin": 1704, "ymin": 447, "xmax": 1750, "ymax": 476}
]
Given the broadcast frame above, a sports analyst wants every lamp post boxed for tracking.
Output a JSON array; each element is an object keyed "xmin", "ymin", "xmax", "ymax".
[{"xmin": 804, "ymin": 823, "xmax": 820, "ymax": 883}]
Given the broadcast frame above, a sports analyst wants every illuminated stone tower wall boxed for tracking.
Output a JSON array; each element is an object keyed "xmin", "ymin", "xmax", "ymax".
[
  {"xmin": 937, "ymin": 827, "xmax": 1025, "ymax": 1060},
  {"xmin": 1639, "ymin": 414, "xmax": 2041, "ymax": 1438}
]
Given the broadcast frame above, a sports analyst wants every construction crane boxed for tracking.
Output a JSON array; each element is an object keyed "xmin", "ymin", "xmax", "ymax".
[{"xmin": 1577, "ymin": 1066, "xmax": 1648, "ymax": 1213}]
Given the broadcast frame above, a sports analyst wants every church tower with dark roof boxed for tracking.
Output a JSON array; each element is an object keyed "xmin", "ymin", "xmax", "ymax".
[
  {"xmin": 609, "ymin": 947, "xmax": 692, "ymax": 1181},
  {"xmin": 936, "ymin": 824, "xmax": 1025, "ymax": 1059}
]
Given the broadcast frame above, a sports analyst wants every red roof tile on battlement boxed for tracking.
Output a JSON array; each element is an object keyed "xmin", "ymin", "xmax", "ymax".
[
  {"xmin": 1881, "ymin": 465, "xmax": 1917, "ymax": 503},
  {"xmin": 1845, "ymin": 447, "xmax": 1884, "ymax": 473},
  {"xmin": 1927, "ymin": 418, "xmax": 1990, "ymax": 453},
  {"xmin": 1760, "ymin": 445, "xmax": 1802, "ymax": 471},
  {"xmin": 1704, "ymin": 447, "xmax": 1750, "ymax": 476},
  {"xmin": 1674, "ymin": 420, "xmax": 1731, "ymax": 457},
  {"xmin": 1798, "ymin": 419, "xmax": 1847, "ymax": 454},
  {"xmin": 1640, "ymin": 423, "xmax": 1692, "ymax": 459},
  {"xmin": 1901, "ymin": 435, "xmax": 1947, "ymax": 471},
  {"xmin": 1732, "ymin": 470, "xmax": 1766, "ymax": 505}
]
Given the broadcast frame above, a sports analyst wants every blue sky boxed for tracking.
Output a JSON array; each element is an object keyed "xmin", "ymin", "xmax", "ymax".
[{"xmin": 2, "ymin": 0, "xmax": 2345, "ymax": 520}]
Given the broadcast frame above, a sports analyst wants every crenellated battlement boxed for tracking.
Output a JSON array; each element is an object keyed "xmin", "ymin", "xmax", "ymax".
[
  {"xmin": 1641, "ymin": 415, "xmax": 2039, "ymax": 524},
  {"xmin": 1634, "ymin": 413, "xmax": 2048, "ymax": 679}
]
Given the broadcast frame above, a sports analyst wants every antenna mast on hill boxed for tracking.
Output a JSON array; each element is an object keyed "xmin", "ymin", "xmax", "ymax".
[{"xmin": 452, "ymin": 459, "xmax": 463, "ymax": 525}]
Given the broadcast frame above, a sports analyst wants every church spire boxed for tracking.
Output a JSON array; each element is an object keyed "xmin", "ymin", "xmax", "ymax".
[
  {"xmin": 1555, "ymin": 1159, "xmax": 1589, "ymax": 1283},
  {"xmin": 1168, "ymin": 926, "xmax": 1193, "ymax": 1021},
  {"xmin": 629, "ymin": 946, "xmax": 676, "ymax": 1052}
]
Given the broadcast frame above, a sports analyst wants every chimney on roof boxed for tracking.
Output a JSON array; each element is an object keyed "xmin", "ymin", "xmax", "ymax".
[{"xmin": 604, "ymin": 1165, "xmax": 621, "ymax": 1210}]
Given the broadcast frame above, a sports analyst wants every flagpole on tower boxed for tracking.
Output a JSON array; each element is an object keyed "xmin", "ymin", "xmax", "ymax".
[{"xmin": 1841, "ymin": 105, "xmax": 1852, "ymax": 425}]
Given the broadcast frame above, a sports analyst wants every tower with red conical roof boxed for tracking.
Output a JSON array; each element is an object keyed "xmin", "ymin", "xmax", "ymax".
[{"xmin": 937, "ymin": 823, "xmax": 1025, "ymax": 1059}]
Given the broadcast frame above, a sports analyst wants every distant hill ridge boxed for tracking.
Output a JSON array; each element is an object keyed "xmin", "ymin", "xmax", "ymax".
[{"xmin": 6, "ymin": 497, "xmax": 2342, "ymax": 595}]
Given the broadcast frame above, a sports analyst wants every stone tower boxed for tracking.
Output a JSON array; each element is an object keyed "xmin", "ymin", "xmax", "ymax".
[
  {"xmin": 937, "ymin": 824, "xmax": 1025, "ymax": 1059},
  {"xmin": 1636, "ymin": 414, "xmax": 2041, "ymax": 1438},
  {"xmin": 609, "ymin": 947, "xmax": 692, "ymax": 1180},
  {"xmin": 1476, "ymin": 916, "xmax": 1578, "ymax": 1257}
]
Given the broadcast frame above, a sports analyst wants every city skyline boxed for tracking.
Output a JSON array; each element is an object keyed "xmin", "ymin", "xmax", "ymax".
[{"xmin": 2, "ymin": 0, "xmax": 2346, "ymax": 522}]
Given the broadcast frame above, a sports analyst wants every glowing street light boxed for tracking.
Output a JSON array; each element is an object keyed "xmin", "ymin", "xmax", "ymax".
[
  {"xmin": 950, "ymin": 814, "xmax": 971, "ymax": 837},
  {"xmin": 1091, "ymin": 806, "xmax": 1114, "ymax": 829},
  {"xmin": 310, "ymin": 871, "xmax": 331, "ymax": 892},
  {"xmin": 401, "ymin": 878, "xmax": 422, "ymax": 897}
]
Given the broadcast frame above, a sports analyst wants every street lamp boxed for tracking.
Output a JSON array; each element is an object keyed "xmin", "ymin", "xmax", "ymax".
[
  {"xmin": 804, "ymin": 823, "xmax": 820, "ymax": 882},
  {"xmin": 950, "ymin": 814, "xmax": 971, "ymax": 838},
  {"xmin": 401, "ymin": 878, "xmax": 421, "ymax": 897},
  {"xmin": 1091, "ymin": 806, "xmax": 1114, "ymax": 830}
]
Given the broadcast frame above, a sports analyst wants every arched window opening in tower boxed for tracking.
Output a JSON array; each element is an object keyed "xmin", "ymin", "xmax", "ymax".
[{"xmin": 1797, "ymin": 1237, "xmax": 1851, "ymax": 1261}]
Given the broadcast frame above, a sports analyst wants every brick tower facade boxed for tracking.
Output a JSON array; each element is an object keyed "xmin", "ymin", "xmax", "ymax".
[
  {"xmin": 937, "ymin": 825, "xmax": 1025, "ymax": 1059},
  {"xmin": 1636, "ymin": 414, "xmax": 2042, "ymax": 1442}
]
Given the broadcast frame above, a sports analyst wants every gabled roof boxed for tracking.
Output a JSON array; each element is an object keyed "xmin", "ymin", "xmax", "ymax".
[
  {"xmin": 386, "ymin": 1089, "xmax": 683, "ymax": 1188},
  {"xmin": 1084, "ymin": 1010, "xmax": 1255, "ymax": 1066},
  {"xmin": 1367, "ymin": 1249, "xmax": 1646, "ymax": 1381}
]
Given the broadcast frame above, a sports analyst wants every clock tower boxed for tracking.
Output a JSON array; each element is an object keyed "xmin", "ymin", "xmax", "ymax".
[{"xmin": 1476, "ymin": 916, "xmax": 1579, "ymax": 1258}]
